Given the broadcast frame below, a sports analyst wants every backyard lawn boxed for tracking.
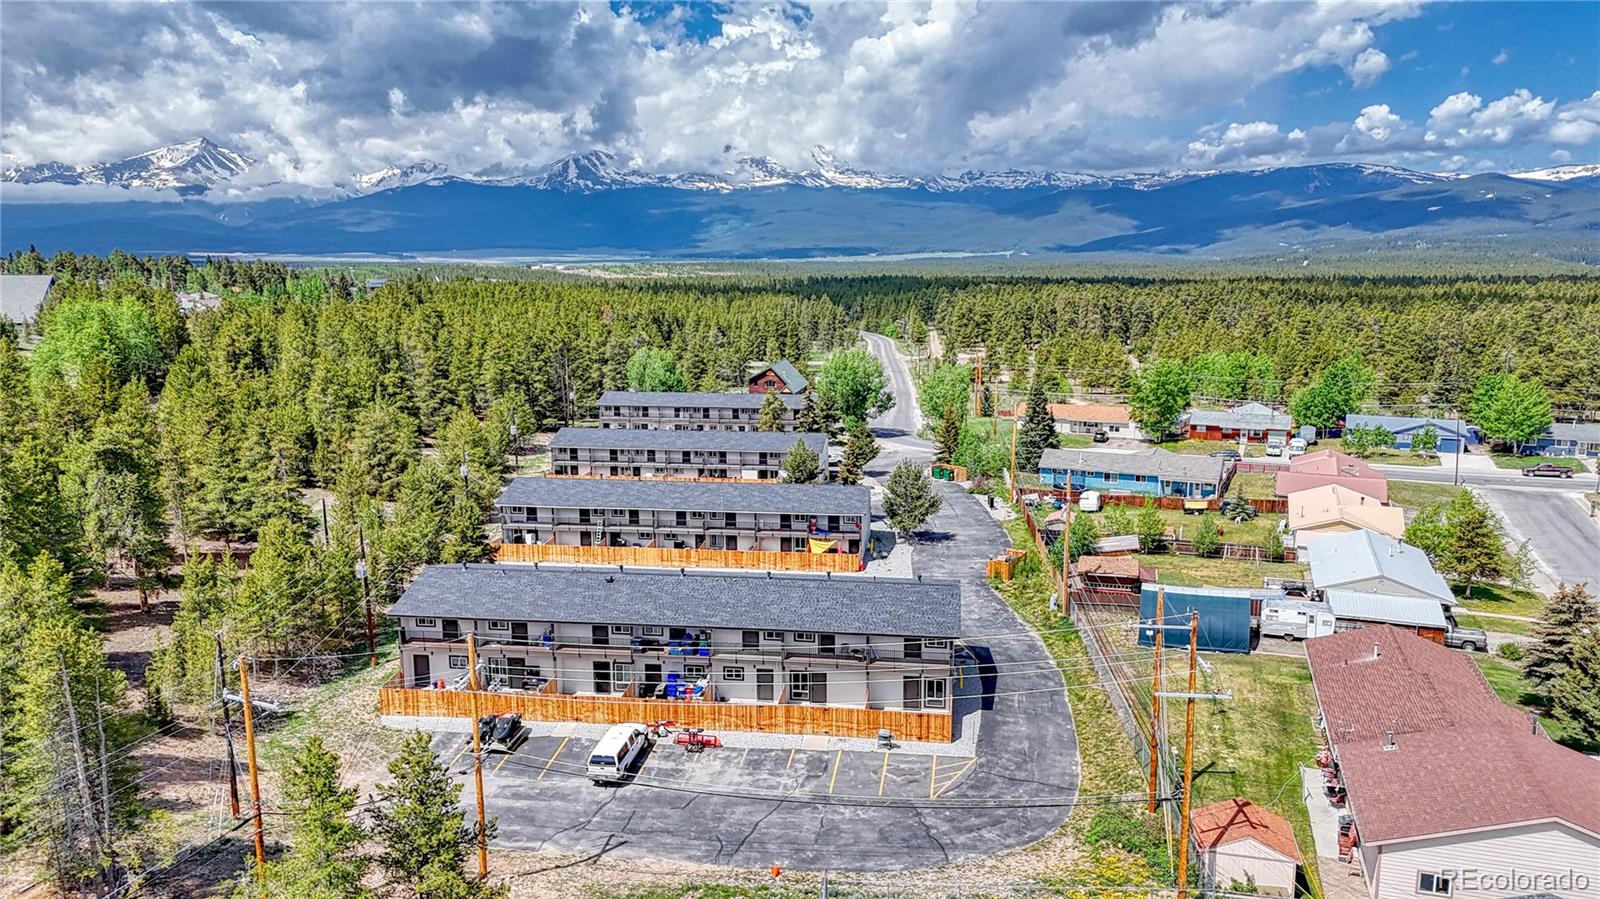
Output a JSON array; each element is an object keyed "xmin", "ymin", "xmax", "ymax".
[
  {"xmin": 1490, "ymin": 454, "xmax": 1589, "ymax": 472},
  {"xmin": 1318, "ymin": 437, "xmax": 1439, "ymax": 467},
  {"xmin": 1386, "ymin": 479, "xmax": 1463, "ymax": 510},
  {"xmin": 1134, "ymin": 505, "xmax": 1286, "ymax": 546},
  {"xmin": 1228, "ymin": 471, "xmax": 1278, "ymax": 500},
  {"xmin": 1134, "ymin": 553, "xmax": 1308, "ymax": 587},
  {"xmin": 1158, "ymin": 438, "xmax": 1267, "ymax": 458}
]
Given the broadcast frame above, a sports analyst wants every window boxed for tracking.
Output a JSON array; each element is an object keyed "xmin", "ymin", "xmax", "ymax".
[
  {"xmin": 793, "ymin": 632, "xmax": 816, "ymax": 643},
  {"xmin": 925, "ymin": 639, "xmax": 951, "ymax": 649},
  {"xmin": 488, "ymin": 620, "xmax": 509, "ymax": 631},
  {"xmin": 789, "ymin": 671, "xmax": 812, "ymax": 700},
  {"xmin": 722, "ymin": 667, "xmax": 745, "ymax": 682},
  {"xmin": 1417, "ymin": 872, "xmax": 1453, "ymax": 895},
  {"xmin": 448, "ymin": 656, "xmax": 468, "ymax": 670},
  {"xmin": 610, "ymin": 625, "xmax": 633, "ymax": 636},
  {"xmin": 642, "ymin": 626, "xmax": 665, "ymax": 637},
  {"xmin": 924, "ymin": 678, "xmax": 947, "ymax": 708},
  {"xmin": 611, "ymin": 509, "xmax": 626, "ymax": 516},
  {"xmin": 414, "ymin": 617, "xmax": 437, "ymax": 628},
  {"xmin": 690, "ymin": 511, "xmax": 705, "ymax": 519},
  {"xmin": 683, "ymin": 664, "xmax": 707, "ymax": 680},
  {"xmin": 762, "ymin": 631, "xmax": 784, "ymax": 642}
]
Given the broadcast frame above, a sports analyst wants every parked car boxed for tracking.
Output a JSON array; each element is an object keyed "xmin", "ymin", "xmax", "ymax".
[
  {"xmin": 1444, "ymin": 624, "xmax": 1488, "ymax": 652},
  {"xmin": 587, "ymin": 722, "xmax": 653, "ymax": 784},
  {"xmin": 1522, "ymin": 462, "xmax": 1574, "ymax": 478},
  {"xmin": 1211, "ymin": 449, "xmax": 1242, "ymax": 460},
  {"xmin": 1092, "ymin": 430, "xmax": 1109, "ymax": 443},
  {"xmin": 1287, "ymin": 437, "xmax": 1308, "ymax": 457},
  {"xmin": 1265, "ymin": 435, "xmax": 1286, "ymax": 457}
]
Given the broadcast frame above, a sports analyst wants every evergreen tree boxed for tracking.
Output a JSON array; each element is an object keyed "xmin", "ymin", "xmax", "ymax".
[
  {"xmin": 345, "ymin": 404, "xmax": 418, "ymax": 500},
  {"xmin": 1523, "ymin": 583, "xmax": 1600, "ymax": 688},
  {"xmin": 978, "ymin": 384, "xmax": 994, "ymax": 418},
  {"xmin": 1190, "ymin": 513, "xmax": 1223, "ymax": 557},
  {"xmin": 779, "ymin": 439, "xmax": 821, "ymax": 484},
  {"xmin": 1549, "ymin": 632, "xmax": 1600, "ymax": 744},
  {"xmin": 814, "ymin": 390, "xmax": 843, "ymax": 439},
  {"xmin": 796, "ymin": 391, "xmax": 822, "ymax": 433},
  {"xmin": 838, "ymin": 422, "xmax": 880, "ymax": 486},
  {"xmin": 757, "ymin": 390, "xmax": 787, "ymax": 432},
  {"xmin": 370, "ymin": 733, "xmax": 503, "ymax": 899},
  {"xmin": 1439, "ymin": 491, "xmax": 1510, "ymax": 599},
  {"xmin": 933, "ymin": 403, "xmax": 961, "ymax": 464},
  {"xmin": 254, "ymin": 736, "xmax": 371, "ymax": 899},
  {"xmin": 883, "ymin": 462, "xmax": 943, "ymax": 539},
  {"xmin": 1129, "ymin": 359, "xmax": 1191, "ymax": 440},
  {"xmin": 1015, "ymin": 378, "xmax": 1056, "ymax": 473},
  {"xmin": 1134, "ymin": 504, "xmax": 1166, "ymax": 552}
]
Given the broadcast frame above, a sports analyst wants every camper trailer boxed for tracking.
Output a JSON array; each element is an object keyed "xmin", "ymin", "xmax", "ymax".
[{"xmin": 1260, "ymin": 600, "xmax": 1336, "ymax": 642}]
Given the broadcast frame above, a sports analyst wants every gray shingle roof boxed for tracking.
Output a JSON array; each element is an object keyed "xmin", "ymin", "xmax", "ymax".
[
  {"xmin": 600, "ymin": 390, "xmax": 805, "ymax": 411},
  {"xmin": 1345, "ymin": 414, "xmax": 1470, "ymax": 437},
  {"xmin": 389, "ymin": 563, "xmax": 962, "ymax": 638},
  {"xmin": 1185, "ymin": 402, "xmax": 1294, "ymax": 432},
  {"xmin": 1548, "ymin": 422, "xmax": 1600, "ymax": 443},
  {"xmin": 0, "ymin": 274, "xmax": 53, "ymax": 324},
  {"xmin": 497, "ymin": 477, "xmax": 870, "ymax": 516},
  {"xmin": 751, "ymin": 360, "xmax": 810, "ymax": 393},
  {"xmin": 1038, "ymin": 447, "xmax": 1227, "ymax": 485},
  {"xmin": 548, "ymin": 426, "xmax": 827, "ymax": 456}
]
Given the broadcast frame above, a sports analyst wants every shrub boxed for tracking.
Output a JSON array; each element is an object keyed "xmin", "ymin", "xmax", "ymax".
[{"xmin": 1497, "ymin": 641, "xmax": 1525, "ymax": 662}]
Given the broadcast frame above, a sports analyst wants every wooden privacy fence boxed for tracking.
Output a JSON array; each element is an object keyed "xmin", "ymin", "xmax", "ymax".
[
  {"xmin": 378, "ymin": 674, "xmax": 953, "ymax": 743},
  {"xmin": 494, "ymin": 541, "xmax": 863, "ymax": 573}
]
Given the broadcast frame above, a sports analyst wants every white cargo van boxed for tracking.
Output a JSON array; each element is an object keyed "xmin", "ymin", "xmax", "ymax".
[
  {"xmin": 1260, "ymin": 600, "xmax": 1336, "ymax": 641},
  {"xmin": 587, "ymin": 722, "xmax": 651, "ymax": 784},
  {"xmin": 1287, "ymin": 437, "xmax": 1308, "ymax": 457},
  {"xmin": 1265, "ymin": 435, "xmax": 1286, "ymax": 457}
]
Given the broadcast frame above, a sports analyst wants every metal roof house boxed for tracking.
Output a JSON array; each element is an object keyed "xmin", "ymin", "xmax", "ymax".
[
  {"xmin": 381, "ymin": 564, "xmax": 962, "ymax": 742},
  {"xmin": 1305, "ymin": 626, "xmax": 1600, "ymax": 899},
  {"xmin": 1137, "ymin": 583, "xmax": 1279, "ymax": 653},
  {"xmin": 1343, "ymin": 414, "xmax": 1476, "ymax": 453},
  {"xmin": 1303, "ymin": 530, "xmax": 1453, "ymax": 603},
  {"xmin": 547, "ymin": 427, "xmax": 830, "ymax": 481},
  {"xmin": 1181, "ymin": 402, "xmax": 1294, "ymax": 443},
  {"xmin": 747, "ymin": 360, "xmax": 810, "ymax": 394},
  {"xmin": 1322, "ymin": 589, "xmax": 1450, "ymax": 640},
  {"xmin": 0, "ymin": 274, "xmax": 53, "ymax": 326},
  {"xmin": 1038, "ymin": 447, "xmax": 1229, "ymax": 499},
  {"xmin": 599, "ymin": 390, "xmax": 805, "ymax": 431}
]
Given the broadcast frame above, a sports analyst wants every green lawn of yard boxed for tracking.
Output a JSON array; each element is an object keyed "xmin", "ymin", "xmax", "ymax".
[
  {"xmin": 1490, "ymin": 454, "xmax": 1589, "ymax": 472},
  {"xmin": 1474, "ymin": 656, "xmax": 1599, "ymax": 753},
  {"xmin": 1228, "ymin": 471, "xmax": 1279, "ymax": 500},
  {"xmin": 1135, "ymin": 553, "xmax": 1308, "ymax": 588},
  {"xmin": 1457, "ymin": 583, "xmax": 1546, "ymax": 617},
  {"xmin": 1319, "ymin": 438, "xmax": 1439, "ymax": 467},
  {"xmin": 1453, "ymin": 612, "xmax": 1533, "ymax": 636},
  {"xmin": 1158, "ymin": 438, "xmax": 1267, "ymax": 458},
  {"xmin": 1140, "ymin": 505, "xmax": 1286, "ymax": 546},
  {"xmin": 1386, "ymin": 480, "xmax": 1464, "ymax": 511}
]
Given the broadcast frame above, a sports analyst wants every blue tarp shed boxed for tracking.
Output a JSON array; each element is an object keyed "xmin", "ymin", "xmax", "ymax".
[{"xmin": 1137, "ymin": 583, "xmax": 1279, "ymax": 654}]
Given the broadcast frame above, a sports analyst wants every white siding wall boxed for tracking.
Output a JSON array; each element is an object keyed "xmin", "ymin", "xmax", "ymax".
[
  {"xmin": 1369, "ymin": 822, "xmax": 1600, "ymax": 899},
  {"xmin": 1202, "ymin": 840, "xmax": 1297, "ymax": 896}
]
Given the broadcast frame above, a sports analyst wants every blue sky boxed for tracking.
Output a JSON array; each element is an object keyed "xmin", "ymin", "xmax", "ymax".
[{"xmin": 1, "ymin": 1, "xmax": 1596, "ymax": 195}]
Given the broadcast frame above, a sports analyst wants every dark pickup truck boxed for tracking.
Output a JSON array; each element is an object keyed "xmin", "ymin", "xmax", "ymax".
[{"xmin": 1522, "ymin": 462, "xmax": 1575, "ymax": 478}]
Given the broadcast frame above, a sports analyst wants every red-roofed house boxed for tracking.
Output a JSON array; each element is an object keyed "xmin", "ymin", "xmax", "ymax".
[
  {"xmin": 1193, "ymin": 798, "xmax": 1303, "ymax": 896},
  {"xmin": 1306, "ymin": 626, "xmax": 1600, "ymax": 899},
  {"xmin": 1273, "ymin": 450, "xmax": 1389, "ymax": 504}
]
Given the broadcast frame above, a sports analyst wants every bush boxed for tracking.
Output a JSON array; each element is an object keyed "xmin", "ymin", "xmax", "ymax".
[
  {"xmin": 1190, "ymin": 513, "xmax": 1223, "ymax": 556},
  {"xmin": 1497, "ymin": 641, "xmax": 1525, "ymax": 662},
  {"xmin": 1083, "ymin": 807, "xmax": 1171, "ymax": 880}
]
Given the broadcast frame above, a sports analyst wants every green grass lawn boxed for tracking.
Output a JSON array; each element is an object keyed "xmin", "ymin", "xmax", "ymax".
[
  {"xmin": 1134, "ymin": 553, "xmax": 1308, "ymax": 587},
  {"xmin": 1457, "ymin": 583, "xmax": 1546, "ymax": 617},
  {"xmin": 1319, "ymin": 438, "xmax": 1439, "ymax": 467},
  {"xmin": 1386, "ymin": 479, "xmax": 1464, "ymax": 511},
  {"xmin": 1453, "ymin": 612, "xmax": 1533, "ymax": 636},
  {"xmin": 1490, "ymin": 454, "xmax": 1588, "ymax": 472},
  {"xmin": 1141, "ymin": 505, "xmax": 1286, "ymax": 546},
  {"xmin": 1158, "ymin": 438, "xmax": 1267, "ymax": 458},
  {"xmin": 1474, "ymin": 657, "xmax": 1599, "ymax": 753},
  {"xmin": 1229, "ymin": 471, "xmax": 1278, "ymax": 500}
]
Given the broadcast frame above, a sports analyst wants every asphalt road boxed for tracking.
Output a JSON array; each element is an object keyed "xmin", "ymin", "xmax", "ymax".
[
  {"xmin": 1478, "ymin": 488, "xmax": 1600, "ymax": 592},
  {"xmin": 860, "ymin": 330, "xmax": 925, "ymax": 444},
  {"xmin": 1376, "ymin": 463, "xmax": 1599, "ymax": 493}
]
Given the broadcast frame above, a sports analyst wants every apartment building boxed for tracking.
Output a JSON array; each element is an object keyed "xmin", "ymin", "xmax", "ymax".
[
  {"xmin": 497, "ymin": 477, "xmax": 870, "ymax": 560},
  {"xmin": 547, "ymin": 427, "xmax": 829, "ymax": 481},
  {"xmin": 598, "ymin": 390, "xmax": 804, "ymax": 431},
  {"xmin": 386, "ymin": 564, "xmax": 962, "ymax": 737}
]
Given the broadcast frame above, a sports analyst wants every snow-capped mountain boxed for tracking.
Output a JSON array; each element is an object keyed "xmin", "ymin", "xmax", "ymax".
[
  {"xmin": 3, "ymin": 137, "xmax": 252, "ymax": 190},
  {"xmin": 488, "ymin": 150, "xmax": 680, "ymax": 191},
  {"xmin": 352, "ymin": 161, "xmax": 448, "ymax": 193},
  {"xmin": 1508, "ymin": 164, "xmax": 1600, "ymax": 183}
]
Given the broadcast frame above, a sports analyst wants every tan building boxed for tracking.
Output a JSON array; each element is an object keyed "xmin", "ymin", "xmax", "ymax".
[{"xmin": 1286, "ymin": 483, "xmax": 1405, "ymax": 550}]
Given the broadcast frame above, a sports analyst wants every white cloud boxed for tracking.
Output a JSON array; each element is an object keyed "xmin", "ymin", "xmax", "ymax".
[
  {"xmin": 1549, "ymin": 148, "xmax": 1573, "ymax": 163},
  {"xmin": 1491, "ymin": 49, "xmax": 1509, "ymax": 65},
  {"xmin": 1549, "ymin": 90, "xmax": 1600, "ymax": 144},
  {"xmin": 1348, "ymin": 48, "xmax": 1391, "ymax": 86},
  {"xmin": 1425, "ymin": 88, "xmax": 1555, "ymax": 148}
]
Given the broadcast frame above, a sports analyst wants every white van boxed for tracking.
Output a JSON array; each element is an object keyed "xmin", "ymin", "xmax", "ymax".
[
  {"xmin": 1265, "ymin": 435, "xmax": 1286, "ymax": 457},
  {"xmin": 1287, "ymin": 437, "xmax": 1308, "ymax": 457},
  {"xmin": 587, "ymin": 722, "xmax": 651, "ymax": 784}
]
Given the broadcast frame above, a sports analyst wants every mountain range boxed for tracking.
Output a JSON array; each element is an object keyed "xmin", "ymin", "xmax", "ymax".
[{"xmin": 3, "ymin": 138, "xmax": 1597, "ymax": 261}]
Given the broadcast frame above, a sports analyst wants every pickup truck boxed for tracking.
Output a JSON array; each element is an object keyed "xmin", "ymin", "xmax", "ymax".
[
  {"xmin": 1522, "ymin": 462, "xmax": 1575, "ymax": 478},
  {"xmin": 1444, "ymin": 622, "xmax": 1487, "ymax": 652}
]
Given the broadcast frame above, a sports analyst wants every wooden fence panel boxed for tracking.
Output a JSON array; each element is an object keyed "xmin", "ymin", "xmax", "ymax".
[
  {"xmin": 493, "ymin": 541, "xmax": 863, "ymax": 573},
  {"xmin": 378, "ymin": 674, "xmax": 953, "ymax": 742}
]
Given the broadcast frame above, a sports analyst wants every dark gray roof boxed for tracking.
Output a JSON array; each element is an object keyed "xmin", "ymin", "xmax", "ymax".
[
  {"xmin": 600, "ymin": 390, "xmax": 805, "ymax": 411},
  {"xmin": 752, "ymin": 360, "xmax": 810, "ymax": 393},
  {"xmin": 549, "ymin": 426, "xmax": 827, "ymax": 455},
  {"xmin": 497, "ymin": 477, "xmax": 869, "ymax": 515},
  {"xmin": 1345, "ymin": 414, "xmax": 1470, "ymax": 437},
  {"xmin": 1548, "ymin": 422, "xmax": 1600, "ymax": 443},
  {"xmin": 1038, "ymin": 447, "xmax": 1227, "ymax": 484},
  {"xmin": 389, "ymin": 563, "xmax": 962, "ymax": 638},
  {"xmin": 1185, "ymin": 402, "xmax": 1294, "ymax": 432},
  {"xmin": 0, "ymin": 274, "xmax": 53, "ymax": 324}
]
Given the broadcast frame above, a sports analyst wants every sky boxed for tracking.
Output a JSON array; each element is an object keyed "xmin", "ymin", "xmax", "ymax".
[{"xmin": 2, "ymin": 0, "xmax": 1597, "ymax": 194}]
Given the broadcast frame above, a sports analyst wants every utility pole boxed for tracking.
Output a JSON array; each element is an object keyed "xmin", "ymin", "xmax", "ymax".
[
  {"xmin": 509, "ymin": 418, "xmax": 520, "ymax": 471},
  {"xmin": 238, "ymin": 658, "xmax": 267, "ymax": 887},
  {"xmin": 358, "ymin": 526, "xmax": 375, "ymax": 667},
  {"xmin": 1147, "ymin": 588, "xmax": 1164, "ymax": 813},
  {"xmin": 466, "ymin": 631, "xmax": 481, "ymax": 692},
  {"xmin": 215, "ymin": 632, "xmax": 242, "ymax": 818},
  {"xmin": 471, "ymin": 711, "xmax": 488, "ymax": 878},
  {"xmin": 1176, "ymin": 611, "xmax": 1199, "ymax": 899}
]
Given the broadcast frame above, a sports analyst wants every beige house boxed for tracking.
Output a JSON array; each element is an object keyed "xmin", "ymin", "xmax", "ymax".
[
  {"xmin": 1286, "ymin": 484, "xmax": 1405, "ymax": 550},
  {"xmin": 1192, "ymin": 798, "xmax": 1302, "ymax": 896}
]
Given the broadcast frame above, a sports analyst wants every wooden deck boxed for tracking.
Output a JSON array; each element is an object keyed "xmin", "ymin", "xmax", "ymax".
[
  {"xmin": 494, "ymin": 541, "xmax": 864, "ymax": 573},
  {"xmin": 378, "ymin": 673, "xmax": 953, "ymax": 742}
]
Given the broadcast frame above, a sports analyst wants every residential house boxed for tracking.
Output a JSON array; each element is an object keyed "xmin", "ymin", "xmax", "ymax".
[
  {"xmin": 1181, "ymin": 402, "xmax": 1294, "ymax": 443},
  {"xmin": 383, "ymin": 563, "xmax": 961, "ymax": 741},
  {"xmin": 1321, "ymin": 589, "xmax": 1452, "ymax": 642},
  {"xmin": 1305, "ymin": 626, "xmax": 1600, "ymax": 899},
  {"xmin": 1529, "ymin": 422, "xmax": 1600, "ymax": 458},
  {"xmin": 1285, "ymin": 484, "xmax": 1405, "ymax": 550},
  {"xmin": 1344, "ymin": 414, "xmax": 1475, "ymax": 453},
  {"xmin": 1192, "ymin": 798, "xmax": 1303, "ymax": 897},
  {"xmin": 1070, "ymin": 555, "xmax": 1152, "ymax": 609},
  {"xmin": 599, "ymin": 390, "xmax": 804, "ymax": 431},
  {"xmin": 547, "ymin": 427, "xmax": 829, "ymax": 481},
  {"xmin": 496, "ymin": 477, "xmax": 869, "ymax": 563},
  {"xmin": 1273, "ymin": 450, "xmax": 1389, "ymax": 504},
  {"xmin": 1302, "ymin": 529, "xmax": 1453, "ymax": 603},
  {"xmin": 0, "ymin": 274, "xmax": 53, "ymax": 326},
  {"xmin": 365, "ymin": 278, "xmax": 388, "ymax": 290},
  {"xmin": 747, "ymin": 360, "xmax": 810, "ymax": 394},
  {"xmin": 1038, "ymin": 447, "xmax": 1230, "ymax": 499},
  {"xmin": 1047, "ymin": 403, "xmax": 1147, "ymax": 441},
  {"xmin": 174, "ymin": 291, "xmax": 223, "ymax": 314}
]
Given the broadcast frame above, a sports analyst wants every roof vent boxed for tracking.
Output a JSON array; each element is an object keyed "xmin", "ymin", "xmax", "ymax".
[
  {"xmin": 1372, "ymin": 641, "xmax": 1381, "ymax": 659},
  {"xmin": 1383, "ymin": 730, "xmax": 1396, "ymax": 751}
]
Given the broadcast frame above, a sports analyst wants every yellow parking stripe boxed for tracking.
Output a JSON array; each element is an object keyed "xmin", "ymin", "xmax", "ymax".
[
  {"xmin": 931, "ymin": 757, "xmax": 977, "ymax": 799},
  {"xmin": 448, "ymin": 741, "xmax": 470, "ymax": 769},
  {"xmin": 929, "ymin": 755, "xmax": 938, "ymax": 798},
  {"xmin": 878, "ymin": 753, "xmax": 889, "ymax": 797},
  {"xmin": 539, "ymin": 736, "xmax": 569, "ymax": 780},
  {"xmin": 786, "ymin": 748, "xmax": 796, "ymax": 770},
  {"xmin": 827, "ymin": 749, "xmax": 843, "ymax": 795},
  {"xmin": 494, "ymin": 748, "xmax": 514, "ymax": 773}
]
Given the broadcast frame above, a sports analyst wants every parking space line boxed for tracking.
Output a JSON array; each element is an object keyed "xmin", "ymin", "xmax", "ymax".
[
  {"xmin": 878, "ymin": 753, "xmax": 889, "ymax": 797},
  {"xmin": 448, "ymin": 740, "xmax": 469, "ymax": 769},
  {"xmin": 827, "ymin": 749, "xmax": 843, "ymax": 795},
  {"xmin": 929, "ymin": 755, "xmax": 937, "ymax": 798},
  {"xmin": 786, "ymin": 748, "xmax": 795, "ymax": 770},
  {"xmin": 493, "ymin": 748, "xmax": 514, "ymax": 774},
  {"xmin": 931, "ymin": 757, "xmax": 977, "ymax": 799},
  {"xmin": 539, "ymin": 736, "xmax": 569, "ymax": 780}
]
